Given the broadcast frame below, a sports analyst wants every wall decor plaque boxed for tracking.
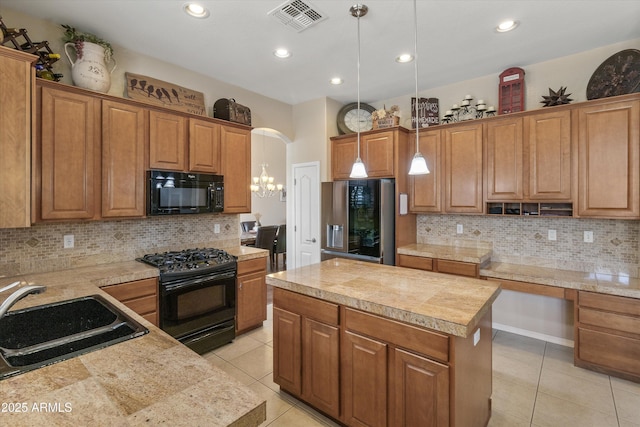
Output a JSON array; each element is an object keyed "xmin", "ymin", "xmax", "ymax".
[
  {"xmin": 411, "ymin": 97, "xmax": 439, "ymax": 128},
  {"xmin": 586, "ymin": 49, "xmax": 640, "ymax": 100},
  {"xmin": 124, "ymin": 72, "xmax": 206, "ymax": 116}
]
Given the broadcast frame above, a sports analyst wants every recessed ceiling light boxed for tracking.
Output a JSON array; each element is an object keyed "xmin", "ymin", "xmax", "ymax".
[
  {"xmin": 396, "ymin": 53, "xmax": 414, "ymax": 63},
  {"xmin": 274, "ymin": 48, "xmax": 291, "ymax": 59},
  {"xmin": 330, "ymin": 77, "xmax": 343, "ymax": 85},
  {"xmin": 496, "ymin": 20, "xmax": 519, "ymax": 32},
  {"xmin": 184, "ymin": 3, "xmax": 210, "ymax": 18}
]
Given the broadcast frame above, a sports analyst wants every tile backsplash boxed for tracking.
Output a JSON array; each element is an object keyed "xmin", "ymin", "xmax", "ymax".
[
  {"xmin": 0, "ymin": 215, "xmax": 239, "ymax": 277},
  {"xmin": 417, "ymin": 214, "xmax": 639, "ymax": 277}
]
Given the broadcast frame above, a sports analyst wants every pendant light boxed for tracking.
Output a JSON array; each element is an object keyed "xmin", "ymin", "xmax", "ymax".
[
  {"xmin": 408, "ymin": 0, "xmax": 430, "ymax": 176},
  {"xmin": 349, "ymin": 4, "xmax": 368, "ymax": 179}
]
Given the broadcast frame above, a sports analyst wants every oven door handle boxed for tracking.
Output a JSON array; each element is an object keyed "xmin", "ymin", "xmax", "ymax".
[{"xmin": 162, "ymin": 270, "xmax": 236, "ymax": 293}]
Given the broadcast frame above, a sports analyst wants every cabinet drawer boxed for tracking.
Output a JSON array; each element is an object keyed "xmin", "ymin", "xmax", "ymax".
[
  {"xmin": 123, "ymin": 294, "xmax": 157, "ymax": 316},
  {"xmin": 436, "ymin": 259, "xmax": 478, "ymax": 277},
  {"xmin": 398, "ymin": 254, "xmax": 433, "ymax": 271},
  {"xmin": 142, "ymin": 312, "xmax": 158, "ymax": 326},
  {"xmin": 578, "ymin": 327, "xmax": 640, "ymax": 377},
  {"xmin": 101, "ymin": 278, "xmax": 157, "ymax": 301},
  {"xmin": 237, "ymin": 257, "xmax": 267, "ymax": 276},
  {"xmin": 274, "ymin": 288, "xmax": 339, "ymax": 326},
  {"xmin": 344, "ymin": 308, "xmax": 449, "ymax": 363},
  {"xmin": 579, "ymin": 307, "xmax": 640, "ymax": 336},
  {"xmin": 579, "ymin": 291, "xmax": 640, "ymax": 316}
]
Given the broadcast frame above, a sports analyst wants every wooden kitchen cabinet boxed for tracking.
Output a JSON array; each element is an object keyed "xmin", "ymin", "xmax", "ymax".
[
  {"xmin": 330, "ymin": 128, "xmax": 403, "ymax": 180},
  {"xmin": 525, "ymin": 109, "xmax": 572, "ymax": 200},
  {"xmin": 189, "ymin": 118, "xmax": 221, "ymax": 173},
  {"xmin": 409, "ymin": 129, "xmax": 442, "ymax": 213},
  {"xmin": 149, "ymin": 109, "xmax": 187, "ymax": 171},
  {"xmin": 37, "ymin": 85, "xmax": 101, "ymax": 221},
  {"xmin": 576, "ymin": 97, "xmax": 640, "ymax": 218},
  {"xmin": 101, "ymin": 100, "xmax": 146, "ymax": 218},
  {"xmin": 236, "ymin": 257, "xmax": 267, "ymax": 334},
  {"xmin": 0, "ymin": 47, "xmax": 34, "ymax": 228},
  {"xmin": 101, "ymin": 277, "xmax": 159, "ymax": 326},
  {"xmin": 444, "ymin": 122, "xmax": 484, "ymax": 213},
  {"xmin": 273, "ymin": 288, "xmax": 341, "ymax": 419},
  {"xmin": 485, "ymin": 117, "xmax": 523, "ymax": 200},
  {"xmin": 575, "ymin": 291, "xmax": 640, "ymax": 382},
  {"xmin": 220, "ymin": 124, "xmax": 252, "ymax": 213},
  {"xmin": 398, "ymin": 254, "xmax": 479, "ymax": 278}
]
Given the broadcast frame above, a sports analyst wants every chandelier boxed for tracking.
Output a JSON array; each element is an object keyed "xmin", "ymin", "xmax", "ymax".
[{"xmin": 250, "ymin": 130, "xmax": 283, "ymax": 198}]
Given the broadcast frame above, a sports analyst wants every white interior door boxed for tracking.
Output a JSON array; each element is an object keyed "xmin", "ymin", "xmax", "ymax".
[{"xmin": 292, "ymin": 162, "xmax": 320, "ymax": 267}]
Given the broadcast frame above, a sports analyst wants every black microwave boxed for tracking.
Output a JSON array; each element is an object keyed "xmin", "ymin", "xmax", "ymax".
[{"xmin": 147, "ymin": 170, "xmax": 224, "ymax": 215}]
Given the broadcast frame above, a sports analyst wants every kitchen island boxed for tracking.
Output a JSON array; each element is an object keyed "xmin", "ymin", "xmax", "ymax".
[
  {"xmin": 266, "ymin": 259, "xmax": 501, "ymax": 427},
  {"xmin": 0, "ymin": 250, "xmax": 267, "ymax": 427}
]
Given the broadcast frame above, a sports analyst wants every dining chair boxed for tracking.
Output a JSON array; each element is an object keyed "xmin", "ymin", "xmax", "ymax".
[
  {"xmin": 249, "ymin": 225, "xmax": 279, "ymax": 268},
  {"xmin": 241, "ymin": 221, "xmax": 256, "ymax": 232},
  {"xmin": 273, "ymin": 224, "xmax": 286, "ymax": 270}
]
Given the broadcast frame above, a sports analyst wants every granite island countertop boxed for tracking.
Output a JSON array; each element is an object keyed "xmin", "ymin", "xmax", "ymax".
[
  {"xmin": 266, "ymin": 258, "xmax": 501, "ymax": 338},
  {"xmin": 0, "ymin": 247, "xmax": 269, "ymax": 426}
]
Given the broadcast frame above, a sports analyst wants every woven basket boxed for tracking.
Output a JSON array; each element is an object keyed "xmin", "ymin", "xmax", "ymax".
[{"xmin": 373, "ymin": 115, "xmax": 399, "ymax": 129}]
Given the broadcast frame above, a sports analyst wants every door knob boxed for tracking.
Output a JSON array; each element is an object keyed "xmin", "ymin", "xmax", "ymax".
[{"xmin": 305, "ymin": 238, "xmax": 317, "ymax": 243}]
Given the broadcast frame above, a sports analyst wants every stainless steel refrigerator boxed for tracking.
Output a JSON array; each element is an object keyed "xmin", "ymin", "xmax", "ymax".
[{"xmin": 321, "ymin": 179, "xmax": 395, "ymax": 265}]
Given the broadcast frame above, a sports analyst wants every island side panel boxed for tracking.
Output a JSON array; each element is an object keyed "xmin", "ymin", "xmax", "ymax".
[{"xmin": 451, "ymin": 307, "xmax": 493, "ymax": 427}]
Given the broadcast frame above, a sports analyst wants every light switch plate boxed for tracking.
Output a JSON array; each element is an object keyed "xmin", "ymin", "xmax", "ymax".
[
  {"xmin": 214, "ymin": 224, "xmax": 220, "ymax": 234},
  {"xmin": 548, "ymin": 229, "xmax": 557, "ymax": 241},
  {"xmin": 63, "ymin": 234, "xmax": 74, "ymax": 249},
  {"xmin": 457, "ymin": 224, "xmax": 463, "ymax": 234},
  {"xmin": 584, "ymin": 231, "xmax": 593, "ymax": 243}
]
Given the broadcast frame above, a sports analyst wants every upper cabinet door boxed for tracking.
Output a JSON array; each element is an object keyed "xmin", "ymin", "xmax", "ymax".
[
  {"xmin": 0, "ymin": 48, "xmax": 33, "ymax": 228},
  {"xmin": 361, "ymin": 130, "xmax": 395, "ymax": 178},
  {"xmin": 189, "ymin": 118, "xmax": 221, "ymax": 173},
  {"xmin": 444, "ymin": 123, "xmax": 484, "ymax": 213},
  {"xmin": 485, "ymin": 117, "xmax": 523, "ymax": 200},
  {"xmin": 410, "ymin": 129, "xmax": 442, "ymax": 213},
  {"xmin": 149, "ymin": 110, "xmax": 186, "ymax": 171},
  {"xmin": 102, "ymin": 100, "xmax": 146, "ymax": 218},
  {"xmin": 331, "ymin": 138, "xmax": 358, "ymax": 181},
  {"xmin": 525, "ymin": 110, "xmax": 572, "ymax": 200},
  {"xmin": 576, "ymin": 99, "xmax": 640, "ymax": 218},
  {"xmin": 39, "ymin": 86, "xmax": 100, "ymax": 220},
  {"xmin": 221, "ymin": 125, "xmax": 251, "ymax": 213}
]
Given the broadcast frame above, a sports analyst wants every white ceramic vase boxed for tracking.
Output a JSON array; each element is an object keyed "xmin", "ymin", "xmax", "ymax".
[{"xmin": 64, "ymin": 41, "xmax": 116, "ymax": 93}]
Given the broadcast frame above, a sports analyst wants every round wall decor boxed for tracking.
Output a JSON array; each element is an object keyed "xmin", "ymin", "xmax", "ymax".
[{"xmin": 586, "ymin": 49, "xmax": 640, "ymax": 100}]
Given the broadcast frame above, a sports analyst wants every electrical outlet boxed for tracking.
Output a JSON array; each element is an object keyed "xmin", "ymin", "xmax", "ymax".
[
  {"xmin": 473, "ymin": 328, "xmax": 480, "ymax": 346},
  {"xmin": 456, "ymin": 224, "xmax": 463, "ymax": 234},
  {"xmin": 584, "ymin": 231, "xmax": 593, "ymax": 243},
  {"xmin": 548, "ymin": 229, "xmax": 557, "ymax": 241},
  {"xmin": 63, "ymin": 234, "xmax": 74, "ymax": 249},
  {"xmin": 214, "ymin": 224, "xmax": 220, "ymax": 234}
]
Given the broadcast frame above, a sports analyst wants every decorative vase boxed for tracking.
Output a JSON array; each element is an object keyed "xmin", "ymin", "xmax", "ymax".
[{"xmin": 64, "ymin": 41, "xmax": 116, "ymax": 93}]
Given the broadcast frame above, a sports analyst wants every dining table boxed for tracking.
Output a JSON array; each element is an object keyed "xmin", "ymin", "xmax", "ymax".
[{"xmin": 241, "ymin": 230, "xmax": 257, "ymax": 246}]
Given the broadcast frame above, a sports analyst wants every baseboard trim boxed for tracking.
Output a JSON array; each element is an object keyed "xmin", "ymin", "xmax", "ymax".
[{"xmin": 492, "ymin": 322, "xmax": 574, "ymax": 348}]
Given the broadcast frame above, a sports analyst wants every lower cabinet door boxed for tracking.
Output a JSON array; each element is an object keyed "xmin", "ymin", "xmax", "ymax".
[
  {"xmin": 302, "ymin": 318, "xmax": 340, "ymax": 419},
  {"xmin": 236, "ymin": 271, "xmax": 266, "ymax": 333},
  {"xmin": 390, "ymin": 348, "xmax": 449, "ymax": 427},
  {"xmin": 342, "ymin": 331, "xmax": 388, "ymax": 427},
  {"xmin": 273, "ymin": 307, "xmax": 302, "ymax": 395}
]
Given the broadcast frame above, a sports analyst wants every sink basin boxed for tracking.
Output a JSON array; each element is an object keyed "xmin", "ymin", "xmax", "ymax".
[{"xmin": 0, "ymin": 294, "xmax": 148, "ymax": 379}]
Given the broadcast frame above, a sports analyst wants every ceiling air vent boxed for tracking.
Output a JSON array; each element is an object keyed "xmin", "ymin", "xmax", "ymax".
[{"xmin": 268, "ymin": 0, "xmax": 327, "ymax": 32}]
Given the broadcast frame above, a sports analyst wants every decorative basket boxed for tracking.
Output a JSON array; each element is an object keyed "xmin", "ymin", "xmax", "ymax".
[{"xmin": 373, "ymin": 115, "xmax": 399, "ymax": 129}]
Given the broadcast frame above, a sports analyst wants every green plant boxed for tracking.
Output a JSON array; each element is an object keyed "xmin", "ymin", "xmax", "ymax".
[{"xmin": 61, "ymin": 24, "xmax": 113, "ymax": 63}]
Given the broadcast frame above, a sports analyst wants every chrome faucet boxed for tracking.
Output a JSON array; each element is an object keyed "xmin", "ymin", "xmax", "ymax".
[{"xmin": 0, "ymin": 285, "xmax": 46, "ymax": 319}]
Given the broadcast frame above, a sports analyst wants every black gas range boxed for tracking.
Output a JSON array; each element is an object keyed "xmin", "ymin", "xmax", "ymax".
[{"xmin": 137, "ymin": 248, "xmax": 237, "ymax": 354}]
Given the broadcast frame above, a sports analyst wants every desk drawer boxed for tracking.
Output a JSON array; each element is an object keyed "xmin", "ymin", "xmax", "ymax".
[
  {"xmin": 398, "ymin": 254, "xmax": 433, "ymax": 271},
  {"xmin": 579, "ymin": 307, "xmax": 640, "ymax": 336},
  {"xmin": 436, "ymin": 259, "xmax": 478, "ymax": 278},
  {"xmin": 579, "ymin": 291, "xmax": 640, "ymax": 317}
]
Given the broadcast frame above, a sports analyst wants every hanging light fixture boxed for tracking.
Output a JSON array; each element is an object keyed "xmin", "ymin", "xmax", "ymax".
[
  {"xmin": 408, "ymin": 0, "xmax": 430, "ymax": 176},
  {"xmin": 250, "ymin": 130, "xmax": 284, "ymax": 198},
  {"xmin": 349, "ymin": 4, "xmax": 368, "ymax": 179}
]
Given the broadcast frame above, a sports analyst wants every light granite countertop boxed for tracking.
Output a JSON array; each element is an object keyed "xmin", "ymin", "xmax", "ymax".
[
  {"xmin": 266, "ymin": 258, "xmax": 501, "ymax": 338},
  {"xmin": 480, "ymin": 261, "xmax": 640, "ymax": 300},
  {"xmin": 397, "ymin": 243, "xmax": 492, "ymax": 265},
  {"xmin": 0, "ymin": 248, "xmax": 269, "ymax": 426}
]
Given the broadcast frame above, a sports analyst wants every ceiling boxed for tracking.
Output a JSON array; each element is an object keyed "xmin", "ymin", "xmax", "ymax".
[{"xmin": 3, "ymin": 1, "xmax": 640, "ymax": 105}]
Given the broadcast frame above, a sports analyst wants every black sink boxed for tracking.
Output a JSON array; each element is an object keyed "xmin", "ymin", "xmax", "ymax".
[{"xmin": 0, "ymin": 294, "xmax": 148, "ymax": 379}]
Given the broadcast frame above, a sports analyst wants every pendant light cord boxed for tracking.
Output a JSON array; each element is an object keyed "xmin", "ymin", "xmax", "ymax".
[
  {"xmin": 413, "ymin": 0, "xmax": 420, "ymax": 152},
  {"xmin": 356, "ymin": 7, "xmax": 362, "ymax": 159}
]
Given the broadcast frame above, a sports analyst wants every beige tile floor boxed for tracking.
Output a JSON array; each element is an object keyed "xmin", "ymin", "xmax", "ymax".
[{"xmin": 203, "ymin": 305, "xmax": 640, "ymax": 427}]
